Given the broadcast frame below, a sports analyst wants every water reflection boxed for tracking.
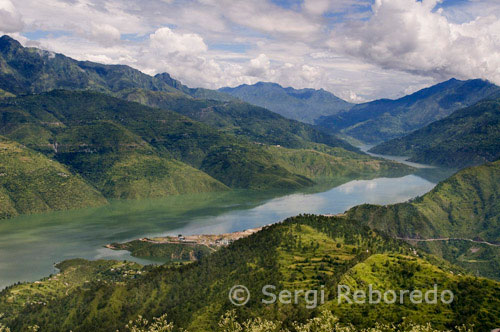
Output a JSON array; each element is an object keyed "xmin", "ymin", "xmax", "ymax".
[{"xmin": 0, "ymin": 173, "xmax": 437, "ymax": 289}]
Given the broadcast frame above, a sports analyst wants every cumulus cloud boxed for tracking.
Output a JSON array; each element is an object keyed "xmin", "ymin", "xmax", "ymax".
[
  {"xmin": 331, "ymin": 0, "xmax": 500, "ymax": 84},
  {"xmin": 0, "ymin": 0, "xmax": 25, "ymax": 33},
  {"xmin": 6, "ymin": 0, "xmax": 500, "ymax": 101},
  {"xmin": 150, "ymin": 27, "xmax": 207, "ymax": 55}
]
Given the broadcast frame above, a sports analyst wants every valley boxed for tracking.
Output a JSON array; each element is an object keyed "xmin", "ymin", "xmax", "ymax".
[{"xmin": 0, "ymin": 26, "xmax": 499, "ymax": 332}]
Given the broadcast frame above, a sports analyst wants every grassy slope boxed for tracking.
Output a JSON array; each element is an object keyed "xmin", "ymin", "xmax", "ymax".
[
  {"xmin": 1, "ymin": 215, "xmax": 498, "ymax": 331},
  {"xmin": 347, "ymin": 160, "xmax": 500, "ymax": 242},
  {"xmin": 346, "ymin": 159, "xmax": 500, "ymax": 279},
  {"xmin": 0, "ymin": 136, "xmax": 107, "ymax": 219},
  {"xmin": 370, "ymin": 97, "xmax": 500, "ymax": 168},
  {"xmin": 315, "ymin": 78, "xmax": 500, "ymax": 144},
  {"xmin": 333, "ymin": 253, "xmax": 500, "ymax": 329}
]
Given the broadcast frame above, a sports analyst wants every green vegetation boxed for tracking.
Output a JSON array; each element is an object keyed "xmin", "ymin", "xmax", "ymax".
[
  {"xmin": 370, "ymin": 97, "xmax": 500, "ymax": 168},
  {"xmin": 219, "ymin": 82, "xmax": 353, "ymax": 124},
  {"xmin": 0, "ymin": 35, "xmax": 357, "ymax": 153},
  {"xmin": 413, "ymin": 240, "xmax": 500, "ymax": 281},
  {"xmin": 0, "ymin": 89, "xmax": 412, "ymax": 218},
  {"xmin": 346, "ymin": 159, "xmax": 500, "ymax": 278},
  {"xmin": 119, "ymin": 88, "xmax": 356, "ymax": 151},
  {"xmin": 267, "ymin": 145, "xmax": 411, "ymax": 181},
  {"xmin": 0, "ymin": 136, "xmax": 107, "ymax": 218},
  {"xmin": 0, "ymin": 259, "xmax": 144, "ymax": 319},
  {"xmin": 1, "ymin": 215, "xmax": 498, "ymax": 331},
  {"xmin": 110, "ymin": 240, "xmax": 213, "ymax": 262},
  {"xmin": 316, "ymin": 78, "xmax": 499, "ymax": 144}
]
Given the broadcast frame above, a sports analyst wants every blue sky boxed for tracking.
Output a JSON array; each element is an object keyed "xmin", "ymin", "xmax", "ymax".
[{"xmin": 0, "ymin": 0, "xmax": 499, "ymax": 101}]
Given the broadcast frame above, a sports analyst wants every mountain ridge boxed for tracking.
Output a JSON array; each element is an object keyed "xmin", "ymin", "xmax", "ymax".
[
  {"xmin": 220, "ymin": 81, "xmax": 353, "ymax": 124},
  {"xmin": 315, "ymin": 78, "xmax": 500, "ymax": 144},
  {"xmin": 369, "ymin": 96, "xmax": 500, "ymax": 168}
]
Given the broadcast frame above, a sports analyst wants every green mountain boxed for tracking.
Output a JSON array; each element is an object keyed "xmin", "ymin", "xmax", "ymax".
[
  {"xmin": 346, "ymin": 159, "xmax": 500, "ymax": 278},
  {"xmin": 220, "ymin": 82, "xmax": 353, "ymax": 124},
  {"xmin": 0, "ymin": 90, "xmax": 305, "ymax": 193},
  {"xmin": 0, "ymin": 136, "xmax": 107, "ymax": 219},
  {"xmin": 0, "ymin": 90, "xmax": 411, "ymax": 216},
  {"xmin": 315, "ymin": 78, "xmax": 500, "ymax": 144},
  {"xmin": 0, "ymin": 35, "xmax": 181, "ymax": 96},
  {"xmin": 1, "ymin": 215, "xmax": 498, "ymax": 331},
  {"xmin": 369, "ymin": 97, "xmax": 500, "ymax": 168},
  {"xmin": 0, "ymin": 35, "xmax": 357, "ymax": 154},
  {"xmin": 119, "ymin": 88, "xmax": 357, "ymax": 151}
]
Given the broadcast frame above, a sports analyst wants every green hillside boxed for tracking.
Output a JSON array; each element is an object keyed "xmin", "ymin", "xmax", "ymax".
[
  {"xmin": 370, "ymin": 97, "xmax": 500, "ymax": 168},
  {"xmin": 118, "ymin": 88, "xmax": 357, "ymax": 151},
  {"xmin": 1, "ymin": 215, "xmax": 498, "ymax": 331},
  {"xmin": 0, "ymin": 35, "xmax": 182, "ymax": 96},
  {"xmin": 219, "ymin": 82, "xmax": 353, "ymax": 124},
  {"xmin": 0, "ymin": 90, "xmax": 306, "ymax": 193},
  {"xmin": 267, "ymin": 145, "xmax": 411, "ymax": 181},
  {"xmin": 315, "ymin": 78, "xmax": 499, "ymax": 144},
  {"xmin": 346, "ymin": 159, "xmax": 500, "ymax": 278},
  {"xmin": 0, "ymin": 136, "xmax": 107, "ymax": 219},
  {"xmin": 0, "ymin": 90, "xmax": 412, "ymax": 207},
  {"xmin": 0, "ymin": 35, "xmax": 358, "ymax": 153}
]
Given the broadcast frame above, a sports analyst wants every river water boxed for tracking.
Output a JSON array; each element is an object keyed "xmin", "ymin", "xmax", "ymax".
[{"xmin": 0, "ymin": 158, "xmax": 450, "ymax": 289}]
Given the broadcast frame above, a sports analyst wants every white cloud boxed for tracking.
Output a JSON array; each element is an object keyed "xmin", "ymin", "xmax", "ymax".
[
  {"xmin": 331, "ymin": 0, "xmax": 500, "ymax": 85},
  {"xmin": 150, "ymin": 27, "xmax": 207, "ymax": 55},
  {"xmin": 0, "ymin": 0, "xmax": 25, "ymax": 33},
  {"xmin": 91, "ymin": 23, "xmax": 121, "ymax": 46},
  {"xmin": 5, "ymin": 0, "xmax": 500, "ymax": 102}
]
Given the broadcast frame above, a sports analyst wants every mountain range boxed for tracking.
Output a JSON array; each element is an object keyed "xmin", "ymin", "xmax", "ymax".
[
  {"xmin": 369, "ymin": 96, "xmax": 500, "ymax": 168},
  {"xmin": 219, "ymin": 82, "xmax": 353, "ymax": 124},
  {"xmin": 0, "ymin": 35, "xmax": 411, "ymax": 219},
  {"xmin": 0, "ymin": 34, "xmax": 500, "ymax": 332},
  {"xmin": 315, "ymin": 78, "xmax": 500, "ymax": 144}
]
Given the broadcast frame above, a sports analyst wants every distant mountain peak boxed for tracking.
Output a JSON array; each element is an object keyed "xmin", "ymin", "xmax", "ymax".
[{"xmin": 220, "ymin": 81, "xmax": 352, "ymax": 124}]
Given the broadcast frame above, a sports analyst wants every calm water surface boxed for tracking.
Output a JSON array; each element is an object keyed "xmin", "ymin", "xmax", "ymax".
[{"xmin": 0, "ymin": 165, "xmax": 444, "ymax": 289}]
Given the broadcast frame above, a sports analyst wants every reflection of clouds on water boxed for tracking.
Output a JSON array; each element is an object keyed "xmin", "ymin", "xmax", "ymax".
[
  {"xmin": 338, "ymin": 180, "xmax": 378, "ymax": 193},
  {"xmin": 0, "ymin": 173, "xmax": 437, "ymax": 289},
  {"xmin": 254, "ymin": 193, "xmax": 328, "ymax": 215}
]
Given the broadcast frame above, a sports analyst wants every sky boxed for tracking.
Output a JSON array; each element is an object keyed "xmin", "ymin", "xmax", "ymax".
[{"xmin": 0, "ymin": 0, "xmax": 499, "ymax": 102}]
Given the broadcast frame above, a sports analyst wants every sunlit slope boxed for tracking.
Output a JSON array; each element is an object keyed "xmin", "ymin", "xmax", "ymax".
[
  {"xmin": 2, "ymin": 216, "xmax": 499, "ymax": 331},
  {"xmin": 347, "ymin": 159, "xmax": 500, "ymax": 242},
  {"xmin": 0, "ymin": 136, "xmax": 107, "ymax": 219}
]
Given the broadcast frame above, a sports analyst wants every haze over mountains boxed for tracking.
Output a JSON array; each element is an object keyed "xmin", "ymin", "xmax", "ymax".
[
  {"xmin": 220, "ymin": 82, "xmax": 353, "ymax": 124},
  {"xmin": 315, "ymin": 78, "xmax": 500, "ymax": 144},
  {"xmin": 370, "ymin": 96, "xmax": 500, "ymax": 168}
]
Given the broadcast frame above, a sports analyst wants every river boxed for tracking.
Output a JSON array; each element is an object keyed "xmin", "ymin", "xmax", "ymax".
[{"xmin": 0, "ymin": 157, "xmax": 450, "ymax": 289}]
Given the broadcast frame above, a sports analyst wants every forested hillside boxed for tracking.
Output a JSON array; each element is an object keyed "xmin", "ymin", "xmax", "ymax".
[
  {"xmin": 315, "ymin": 78, "xmax": 499, "ymax": 144},
  {"xmin": 1, "ymin": 215, "xmax": 498, "ymax": 331},
  {"xmin": 0, "ymin": 136, "xmax": 107, "ymax": 218},
  {"xmin": 0, "ymin": 90, "xmax": 411, "ymax": 218},
  {"xmin": 347, "ymin": 159, "xmax": 500, "ymax": 278},
  {"xmin": 370, "ymin": 97, "xmax": 500, "ymax": 168}
]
